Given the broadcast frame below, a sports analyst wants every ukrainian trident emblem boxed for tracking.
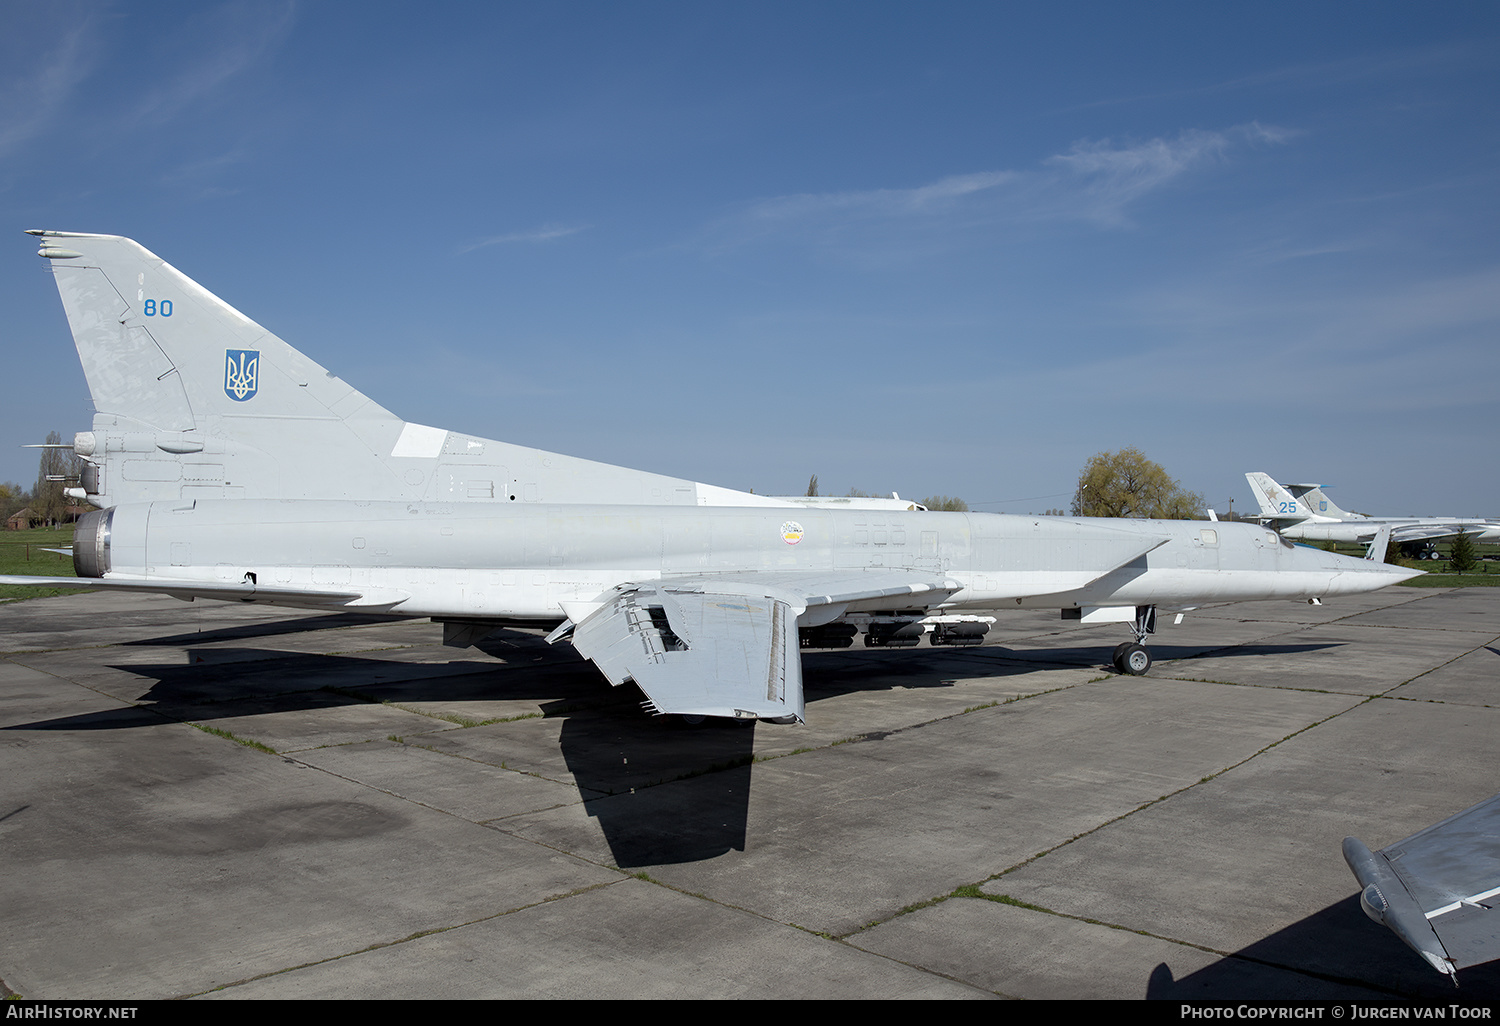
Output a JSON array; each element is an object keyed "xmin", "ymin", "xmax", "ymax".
[{"xmin": 224, "ymin": 349, "xmax": 259, "ymax": 402}]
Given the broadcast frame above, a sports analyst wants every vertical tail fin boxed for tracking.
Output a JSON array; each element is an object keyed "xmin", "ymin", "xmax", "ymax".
[
  {"xmin": 1290, "ymin": 484, "xmax": 1355, "ymax": 519},
  {"xmin": 29, "ymin": 231, "xmax": 790, "ymax": 510},
  {"xmin": 32, "ymin": 230, "xmax": 407, "ymax": 506},
  {"xmin": 1244, "ymin": 472, "xmax": 1301, "ymax": 518},
  {"xmin": 1364, "ymin": 524, "xmax": 1393, "ymax": 561}
]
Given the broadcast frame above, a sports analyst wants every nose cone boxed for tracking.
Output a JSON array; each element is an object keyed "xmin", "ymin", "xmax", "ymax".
[{"xmin": 1295, "ymin": 546, "xmax": 1424, "ymax": 596}]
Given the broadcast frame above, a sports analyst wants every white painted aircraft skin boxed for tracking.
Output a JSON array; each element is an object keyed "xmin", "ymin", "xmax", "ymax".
[
  {"xmin": 2, "ymin": 232, "xmax": 1421, "ymax": 722},
  {"xmin": 72, "ymin": 498, "xmax": 1406, "ymax": 618}
]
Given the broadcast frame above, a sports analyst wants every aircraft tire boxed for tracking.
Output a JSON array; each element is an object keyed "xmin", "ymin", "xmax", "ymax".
[{"xmin": 1117, "ymin": 643, "xmax": 1152, "ymax": 675}]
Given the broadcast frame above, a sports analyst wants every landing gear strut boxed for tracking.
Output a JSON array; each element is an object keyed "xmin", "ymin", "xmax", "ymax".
[{"xmin": 1112, "ymin": 605, "xmax": 1156, "ymax": 675}]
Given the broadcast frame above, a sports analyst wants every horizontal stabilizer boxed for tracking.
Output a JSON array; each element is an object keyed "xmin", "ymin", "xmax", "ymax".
[
  {"xmin": 1254, "ymin": 513, "xmax": 1311, "ymax": 528},
  {"xmin": 1344, "ymin": 792, "xmax": 1500, "ymax": 980}
]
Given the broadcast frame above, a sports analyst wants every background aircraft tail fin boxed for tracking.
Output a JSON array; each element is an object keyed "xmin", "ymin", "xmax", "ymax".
[
  {"xmin": 1244, "ymin": 472, "xmax": 1297, "ymax": 518},
  {"xmin": 1290, "ymin": 484, "xmax": 1355, "ymax": 519},
  {"xmin": 1364, "ymin": 524, "xmax": 1393, "ymax": 561}
]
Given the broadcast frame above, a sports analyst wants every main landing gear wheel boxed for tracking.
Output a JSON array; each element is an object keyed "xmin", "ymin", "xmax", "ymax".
[
  {"xmin": 1111, "ymin": 604, "xmax": 1157, "ymax": 675},
  {"xmin": 1114, "ymin": 642, "xmax": 1152, "ymax": 675}
]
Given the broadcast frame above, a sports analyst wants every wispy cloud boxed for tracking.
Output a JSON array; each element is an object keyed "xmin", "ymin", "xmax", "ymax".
[
  {"xmin": 0, "ymin": 16, "xmax": 99, "ymax": 162},
  {"xmin": 744, "ymin": 170, "xmax": 1018, "ymax": 224},
  {"xmin": 161, "ymin": 145, "xmax": 251, "ymax": 184},
  {"xmin": 1044, "ymin": 122, "xmax": 1295, "ymax": 226},
  {"xmin": 124, "ymin": 1, "xmax": 297, "ymax": 129},
  {"xmin": 458, "ymin": 224, "xmax": 589, "ymax": 254},
  {"xmin": 707, "ymin": 123, "xmax": 1293, "ymax": 253}
]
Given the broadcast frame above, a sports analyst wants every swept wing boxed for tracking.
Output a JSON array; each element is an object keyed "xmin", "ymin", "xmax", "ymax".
[{"xmin": 558, "ymin": 526, "xmax": 1168, "ymax": 722}]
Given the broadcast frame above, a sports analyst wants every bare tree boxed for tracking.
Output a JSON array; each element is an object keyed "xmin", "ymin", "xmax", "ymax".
[{"xmin": 33, "ymin": 431, "xmax": 79, "ymax": 527}]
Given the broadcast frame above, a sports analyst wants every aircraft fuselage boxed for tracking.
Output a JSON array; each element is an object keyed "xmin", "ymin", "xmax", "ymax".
[{"xmin": 79, "ymin": 500, "xmax": 1403, "ymax": 620}]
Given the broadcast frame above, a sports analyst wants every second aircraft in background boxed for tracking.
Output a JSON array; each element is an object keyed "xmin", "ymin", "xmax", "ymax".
[{"xmin": 1246, "ymin": 473, "xmax": 1499, "ymax": 559}]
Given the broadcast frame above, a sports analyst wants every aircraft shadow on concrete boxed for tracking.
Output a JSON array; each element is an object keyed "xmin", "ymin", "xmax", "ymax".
[
  {"xmin": 7, "ymin": 643, "xmax": 760, "ymax": 867},
  {"xmin": 2, "ymin": 630, "xmax": 1342, "ymax": 870},
  {"xmin": 557, "ymin": 713, "xmax": 760, "ymax": 867},
  {"xmin": 1144, "ymin": 895, "xmax": 1500, "ymax": 1000},
  {"xmin": 5, "ymin": 649, "xmax": 605, "ymax": 730},
  {"xmin": 949, "ymin": 640, "xmax": 1345, "ymax": 671},
  {"xmin": 118, "ymin": 612, "xmax": 416, "ymax": 647}
]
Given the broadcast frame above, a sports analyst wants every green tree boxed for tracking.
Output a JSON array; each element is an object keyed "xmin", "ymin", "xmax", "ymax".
[
  {"xmin": 0, "ymin": 482, "xmax": 28, "ymax": 522},
  {"xmin": 1070, "ymin": 447, "xmax": 1205, "ymax": 520},
  {"xmin": 921, "ymin": 495, "xmax": 968, "ymax": 512},
  {"xmin": 805, "ymin": 474, "xmax": 819, "ymax": 497},
  {"xmin": 1448, "ymin": 529, "xmax": 1478, "ymax": 574}
]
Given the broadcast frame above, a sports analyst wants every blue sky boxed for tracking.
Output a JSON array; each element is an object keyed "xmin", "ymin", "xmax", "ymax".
[{"xmin": 2, "ymin": 1, "xmax": 1497, "ymax": 516}]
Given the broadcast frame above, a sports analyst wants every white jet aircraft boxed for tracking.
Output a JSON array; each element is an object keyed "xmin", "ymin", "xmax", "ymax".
[
  {"xmin": 1, "ymin": 232, "xmax": 1420, "ymax": 723},
  {"xmin": 1246, "ymin": 472, "xmax": 1499, "ymax": 558}
]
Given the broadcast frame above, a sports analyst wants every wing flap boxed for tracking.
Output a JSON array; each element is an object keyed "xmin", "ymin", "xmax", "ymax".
[{"xmin": 572, "ymin": 583, "xmax": 804, "ymax": 722}]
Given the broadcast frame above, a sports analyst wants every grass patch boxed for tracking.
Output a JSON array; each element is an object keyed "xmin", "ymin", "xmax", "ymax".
[
  {"xmin": 191, "ymin": 723, "xmax": 277, "ymax": 754},
  {"xmin": 0, "ymin": 527, "xmax": 79, "ymax": 601},
  {"xmin": 319, "ymin": 684, "xmax": 529, "ymax": 728},
  {"xmin": 1399, "ymin": 573, "xmax": 1500, "ymax": 588},
  {"xmin": 984, "ymin": 892, "xmax": 1049, "ymax": 911}
]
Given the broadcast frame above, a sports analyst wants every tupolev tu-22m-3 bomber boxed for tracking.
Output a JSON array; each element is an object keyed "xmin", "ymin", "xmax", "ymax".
[{"xmin": 3, "ymin": 231, "xmax": 1421, "ymax": 724}]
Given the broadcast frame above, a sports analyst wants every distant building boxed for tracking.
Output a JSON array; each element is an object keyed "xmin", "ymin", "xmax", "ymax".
[
  {"xmin": 5, "ymin": 507, "xmax": 40, "ymax": 531},
  {"xmin": 4, "ymin": 505, "xmax": 87, "ymax": 530}
]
